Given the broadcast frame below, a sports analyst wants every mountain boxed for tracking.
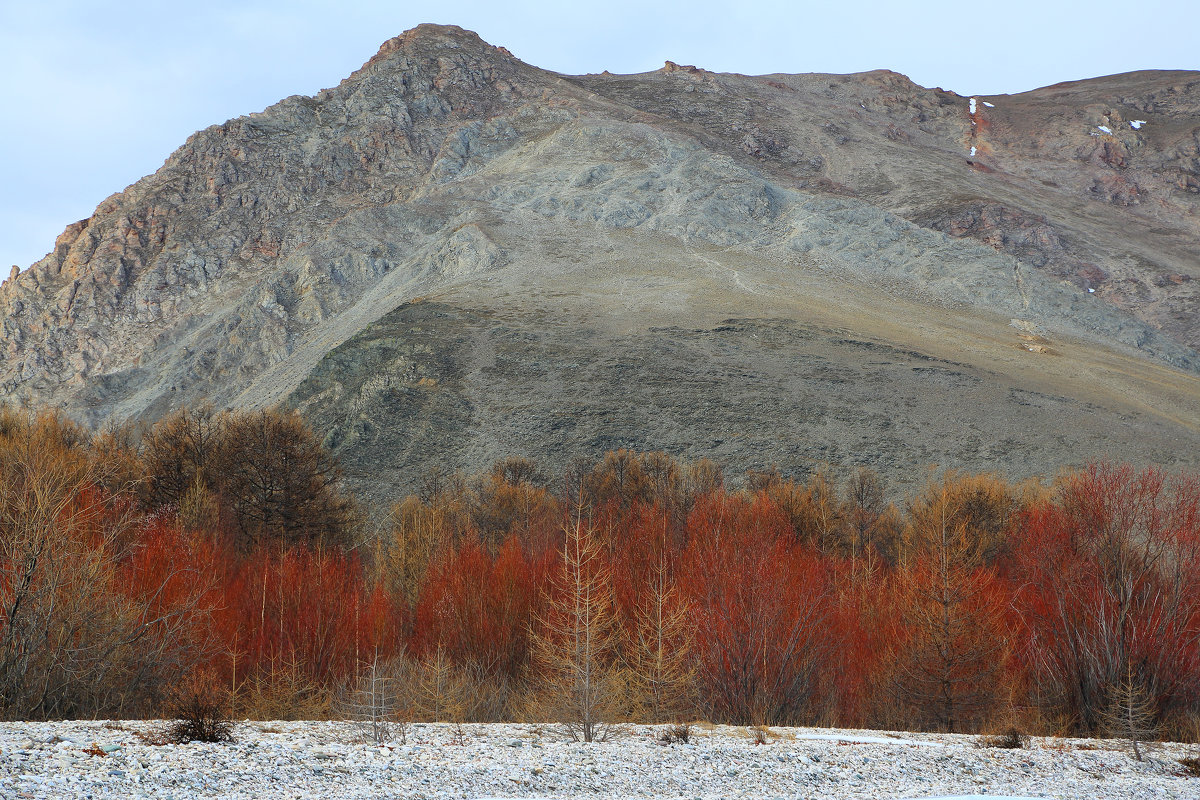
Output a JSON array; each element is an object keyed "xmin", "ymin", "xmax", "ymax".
[{"xmin": 3, "ymin": 24, "xmax": 1200, "ymax": 505}]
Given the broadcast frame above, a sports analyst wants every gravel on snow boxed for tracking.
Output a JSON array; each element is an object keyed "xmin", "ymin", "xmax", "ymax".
[{"xmin": 1, "ymin": 721, "xmax": 1196, "ymax": 799}]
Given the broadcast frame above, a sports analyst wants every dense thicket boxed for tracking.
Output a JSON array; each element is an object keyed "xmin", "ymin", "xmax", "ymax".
[
  {"xmin": 2, "ymin": 403, "xmax": 1198, "ymax": 740},
  {"xmin": 141, "ymin": 405, "xmax": 358, "ymax": 549}
]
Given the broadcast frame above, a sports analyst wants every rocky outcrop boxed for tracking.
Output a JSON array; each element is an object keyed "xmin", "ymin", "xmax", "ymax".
[{"xmin": 3, "ymin": 25, "xmax": 1200, "ymax": 500}]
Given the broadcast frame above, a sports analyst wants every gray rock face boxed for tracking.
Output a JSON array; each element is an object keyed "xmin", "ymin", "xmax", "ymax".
[{"xmin": 3, "ymin": 24, "xmax": 1200, "ymax": 500}]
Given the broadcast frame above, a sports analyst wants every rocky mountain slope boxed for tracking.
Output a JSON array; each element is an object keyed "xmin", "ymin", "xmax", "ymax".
[{"xmin": 3, "ymin": 24, "xmax": 1199, "ymax": 503}]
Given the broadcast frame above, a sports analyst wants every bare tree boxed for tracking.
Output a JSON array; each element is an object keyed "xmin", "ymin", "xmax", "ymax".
[
  {"xmin": 844, "ymin": 466, "xmax": 885, "ymax": 575},
  {"xmin": 410, "ymin": 647, "xmax": 467, "ymax": 723},
  {"xmin": 684, "ymin": 458, "xmax": 723, "ymax": 501},
  {"xmin": 530, "ymin": 512, "xmax": 625, "ymax": 741},
  {"xmin": 342, "ymin": 650, "xmax": 403, "ymax": 744},
  {"xmin": 1102, "ymin": 663, "xmax": 1159, "ymax": 761},
  {"xmin": 585, "ymin": 450, "xmax": 654, "ymax": 509},
  {"xmin": 139, "ymin": 403, "xmax": 223, "ymax": 510},
  {"xmin": 627, "ymin": 552, "xmax": 696, "ymax": 723}
]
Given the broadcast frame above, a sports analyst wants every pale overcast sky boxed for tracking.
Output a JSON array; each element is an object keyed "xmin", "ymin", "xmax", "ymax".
[{"xmin": 2, "ymin": 0, "xmax": 1197, "ymax": 271}]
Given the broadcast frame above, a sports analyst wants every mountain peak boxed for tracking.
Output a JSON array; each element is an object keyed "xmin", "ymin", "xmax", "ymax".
[
  {"xmin": 377, "ymin": 23, "xmax": 487, "ymax": 53},
  {"xmin": 351, "ymin": 23, "xmax": 521, "ymax": 81}
]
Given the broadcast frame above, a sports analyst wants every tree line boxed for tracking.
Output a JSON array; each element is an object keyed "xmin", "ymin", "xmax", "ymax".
[{"xmin": 1, "ymin": 403, "xmax": 1198, "ymax": 742}]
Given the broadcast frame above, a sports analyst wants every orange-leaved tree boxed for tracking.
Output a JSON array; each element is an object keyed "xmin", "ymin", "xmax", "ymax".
[{"xmin": 885, "ymin": 478, "xmax": 1011, "ymax": 732}]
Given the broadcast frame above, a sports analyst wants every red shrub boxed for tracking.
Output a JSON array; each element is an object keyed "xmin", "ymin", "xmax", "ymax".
[
  {"xmin": 680, "ymin": 492, "xmax": 832, "ymax": 724},
  {"xmin": 211, "ymin": 546, "xmax": 398, "ymax": 688},
  {"xmin": 410, "ymin": 533, "xmax": 552, "ymax": 681},
  {"xmin": 1008, "ymin": 464, "xmax": 1200, "ymax": 733}
]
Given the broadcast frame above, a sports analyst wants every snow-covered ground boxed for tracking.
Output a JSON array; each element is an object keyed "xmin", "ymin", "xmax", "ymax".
[{"xmin": 1, "ymin": 720, "xmax": 1196, "ymax": 799}]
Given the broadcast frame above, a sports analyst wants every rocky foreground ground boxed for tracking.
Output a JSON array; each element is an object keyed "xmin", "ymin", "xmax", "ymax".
[{"xmin": 1, "ymin": 720, "xmax": 1197, "ymax": 799}]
